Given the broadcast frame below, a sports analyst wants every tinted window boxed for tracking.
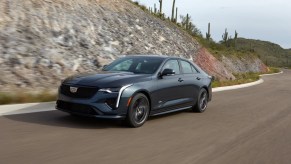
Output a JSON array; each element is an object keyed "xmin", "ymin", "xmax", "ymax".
[
  {"xmin": 104, "ymin": 57, "xmax": 164, "ymax": 74},
  {"xmin": 110, "ymin": 59, "xmax": 133, "ymax": 71},
  {"xmin": 180, "ymin": 60, "xmax": 193, "ymax": 74},
  {"xmin": 162, "ymin": 60, "xmax": 180, "ymax": 74}
]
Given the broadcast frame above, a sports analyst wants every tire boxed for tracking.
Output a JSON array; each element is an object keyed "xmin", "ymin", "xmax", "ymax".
[
  {"xmin": 126, "ymin": 93, "xmax": 150, "ymax": 128},
  {"xmin": 192, "ymin": 88, "xmax": 208, "ymax": 113}
]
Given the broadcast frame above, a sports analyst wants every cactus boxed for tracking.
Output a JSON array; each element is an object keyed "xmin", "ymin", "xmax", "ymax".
[
  {"xmin": 234, "ymin": 30, "xmax": 238, "ymax": 48},
  {"xmin": 171, "ymin": 0, "xmax": 176, "ymax": 22},
  {"xmin": 222, "ymin": 28, "xmax": 228, "ymax": 44},
  {"xmin": 159, "ymin": 0, "xmax": 163, "ymax": 15},
  {"xmin": 154, "ymin": 3, "xmax": 157, "ymax": 14},
  {"xmin": 206, "ymin": 22, "xmax": 211, "ymax": 40},
  {"xmin": 185, "ymin": 14, "xmax": 189, "ymax": 30},
  {"xmin": 234, "ymin": 30, "xmax": 238, "ymax": 39},
  {"xmin": 175, "ymin": 7, "xmax": 178, "ymax": 23}
]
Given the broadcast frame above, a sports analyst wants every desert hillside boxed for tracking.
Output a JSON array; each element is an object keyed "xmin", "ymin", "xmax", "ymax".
[
  {"xmin": 235, "ymin": 38, "xmax": 291, "ymax": 67},
  {"xmin": 0, "ymin": 0, "xmax": 267, "ymax": 92}
]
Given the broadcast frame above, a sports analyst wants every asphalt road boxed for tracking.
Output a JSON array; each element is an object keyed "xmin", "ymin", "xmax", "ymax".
[{"xmin": 1, "ymin": 70, "xmax": 291, "ymax": 164}]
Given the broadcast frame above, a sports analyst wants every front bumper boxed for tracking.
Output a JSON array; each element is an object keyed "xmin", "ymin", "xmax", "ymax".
[
  {"xmin": 56, "ymin": 89, "xmax": 130, "ymax": 119},
  {"xmin": 56, "ymin": 103, "xmax": 125, "ymax": 119}
]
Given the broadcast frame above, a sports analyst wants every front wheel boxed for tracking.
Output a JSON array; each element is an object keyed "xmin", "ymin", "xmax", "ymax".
[
  {"xmin": 126, "ymin": 93, "xmax": 150, "ymax": 128},
  {"xmin": 192, "ymin": 88, "xmax": 208, "ymax": 113}
]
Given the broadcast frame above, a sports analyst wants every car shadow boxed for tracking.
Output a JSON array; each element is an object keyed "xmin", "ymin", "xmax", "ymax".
[
  {"xmin": 4, "ymin": 110, "xmax": 126, "ymax": 129},
  {"xmin": 3, "ymin": 103, "xmax": 193, "ymax": 129}
]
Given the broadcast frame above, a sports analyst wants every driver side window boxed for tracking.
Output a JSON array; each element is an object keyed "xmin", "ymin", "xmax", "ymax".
[{"xmin": 162, "ymin": 60, "xmax": 180, "ymax": 74}]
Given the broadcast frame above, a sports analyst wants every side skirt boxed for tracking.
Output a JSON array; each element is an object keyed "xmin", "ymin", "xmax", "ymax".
[{"xmin": 150, "ymin": 106, "xmax": 192, "ymax": 116}]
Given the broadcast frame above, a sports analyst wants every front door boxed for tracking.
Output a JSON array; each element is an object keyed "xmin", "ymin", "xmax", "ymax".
[{"xmin": 151, "ymin": 59, "xmax": 186, "ymax": 113}]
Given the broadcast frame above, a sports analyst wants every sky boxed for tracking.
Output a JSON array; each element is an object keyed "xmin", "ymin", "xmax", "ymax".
[{"xmin": 138, "ymin": 0, "xmax": 291, "ymax": 49}]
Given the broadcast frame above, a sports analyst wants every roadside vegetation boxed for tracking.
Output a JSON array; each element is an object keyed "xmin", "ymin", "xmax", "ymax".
[
  {"xmin": 212, "ymin": 67, "xmax": 280, "ymax": 88},
  {"xmin": 0, "ymin": 91, "xmax": 56, "ymax": 105}
]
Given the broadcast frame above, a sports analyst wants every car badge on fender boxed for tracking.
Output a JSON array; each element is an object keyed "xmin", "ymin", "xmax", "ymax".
[{"xmin": 70, "ymin": 87, "xmax": 78, "ymax": 93}]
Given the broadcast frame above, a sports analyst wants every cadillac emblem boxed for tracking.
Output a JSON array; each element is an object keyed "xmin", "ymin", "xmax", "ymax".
[{"xmin": 70, "ymin": 87, "xmax": 78, "ymax": 93}]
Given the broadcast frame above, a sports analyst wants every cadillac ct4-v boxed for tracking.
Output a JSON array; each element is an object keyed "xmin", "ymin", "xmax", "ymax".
[{"xmin": 56, "ymin": 55, "xmax": 212, "ymax": 127}]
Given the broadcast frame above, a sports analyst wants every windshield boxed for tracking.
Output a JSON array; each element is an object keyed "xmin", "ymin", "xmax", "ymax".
[{"xmin": 103, "ymin": 57, "xmax": 164, "ymax": 74}]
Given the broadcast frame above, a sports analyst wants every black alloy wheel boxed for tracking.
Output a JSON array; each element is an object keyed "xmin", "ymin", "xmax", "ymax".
[
  {"xmin": 126, "ymin": 93, "xmax": 150, "ymax": 128},
  {"xmin": 193, "ymin": 88, "xmax": 208, "ymax": 113}
]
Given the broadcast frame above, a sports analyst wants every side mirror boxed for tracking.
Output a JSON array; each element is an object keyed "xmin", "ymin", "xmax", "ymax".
[
  {"xmin": 161, "ymin": 69, "xmax": 175, "ymax": 77},
  {"xmin": 102, "ymin": 65, "xmax": 108, "ymax": 71}
]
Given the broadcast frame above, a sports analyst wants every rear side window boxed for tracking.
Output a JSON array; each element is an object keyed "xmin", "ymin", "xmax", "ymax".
[
  {"xmin": 180, "ymin": 60, "xmax": 193, "ymax": 74},
  {"xmin": 163, "ymin": 60, "xmax": 180, "ymax": 74}
]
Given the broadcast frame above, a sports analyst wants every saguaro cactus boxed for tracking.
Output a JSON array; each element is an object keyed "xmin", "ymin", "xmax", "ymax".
[
  {"xmin": 185, "ymin": 14, "xmax": 189, "ymax": 30},
  {"xmin": 222, "ymin": 28, "xmax": 228, "ymax": 44},
  {"xmin": 171, "ymin": 0, "xmax": 176, "ymax": 22},
  {"xmin": 206, "ymin": 22, "xmax": 211, "ymax": 40},
  {"xmin": 154, "ymin": 3, "xmax": 157, "ymax": 14},
  {"xmin": 159, "ymin": 0, "xmax": 163, "ymax": 15},
  {"xmin": 175, "ymin": 7, "xmax": 178, "ymax": 23},
  {"xmin": 234, "ymin": 30, "xmax": 238, "ymax": 39},
  {"xmin": 234, "ymin": 30, "xmax": 238, "ymax": 48}
]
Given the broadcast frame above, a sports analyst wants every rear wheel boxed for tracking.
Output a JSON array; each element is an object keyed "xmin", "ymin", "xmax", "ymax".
[
  {"xmin": 192, "ymin": 88, "xmax": 208, "ymax": 113},
  {"xmin": 126, "ymin": 93, "xmax": 150, "ymax": 128}
]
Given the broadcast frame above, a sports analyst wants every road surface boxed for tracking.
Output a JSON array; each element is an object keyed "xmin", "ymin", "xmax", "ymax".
[{"xmin": 0, "ymin": 70, "xmax": 291, "ymax": 164}]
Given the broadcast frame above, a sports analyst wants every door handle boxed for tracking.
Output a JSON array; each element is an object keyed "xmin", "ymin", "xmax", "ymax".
[
  {"xmin": 196, "ymin": 77, "xmax": 201, "ymax": 80},
  {"xmin": 178, "ymin": 78, "xmax": 184, "ymax": 82}
]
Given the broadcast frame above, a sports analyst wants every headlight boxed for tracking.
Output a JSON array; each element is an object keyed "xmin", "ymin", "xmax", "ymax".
[
  {"xmin": 99, "ymin": 84, "xmax": 133, "ymax": 108},
  {"xmin": 99, "ymin": 88, "xmax": 121, "ymax": 93}
]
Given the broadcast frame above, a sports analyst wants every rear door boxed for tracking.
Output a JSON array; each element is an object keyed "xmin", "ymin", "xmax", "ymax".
[{"xmin": 179, "ymin": 60, "xmax": 201, "ymax": 105}]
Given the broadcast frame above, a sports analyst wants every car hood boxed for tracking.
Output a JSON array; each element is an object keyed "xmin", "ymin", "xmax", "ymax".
[{"xmin": 62, "ymin": 71, "xmax": 152, "ymax": 88}]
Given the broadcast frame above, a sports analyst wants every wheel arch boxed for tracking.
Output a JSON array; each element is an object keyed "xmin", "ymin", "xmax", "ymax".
[
  {"xmin": 201, "ymin": 85, "xmax": 211, "ymax": 100},
  {"xmin": 132, "ymin": 89, "xmax": 152, "ymax": 111}
]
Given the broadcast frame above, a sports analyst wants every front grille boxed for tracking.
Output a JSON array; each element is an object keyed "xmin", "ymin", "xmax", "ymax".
[
  {"xmin": 60, "ymin": 84, "xmax": 99, "ymax": 99},
  {"xmin": 57, "ymin": 100, "xmax": 98, "ymax": 115}
]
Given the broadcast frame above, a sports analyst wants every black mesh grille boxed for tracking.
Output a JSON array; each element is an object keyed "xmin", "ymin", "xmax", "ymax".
[
  {"xmin": 57, "ymin": 101, "xmax": 98, "ymax": 115},
  {"xmin": 60, "ymin": 84, "xmax": 99, "ymax": 99}
]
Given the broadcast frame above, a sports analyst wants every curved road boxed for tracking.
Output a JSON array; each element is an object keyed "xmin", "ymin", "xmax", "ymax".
[{"xmin": 1, "ymin": 70, "xmax": 291, "ymax": 164}]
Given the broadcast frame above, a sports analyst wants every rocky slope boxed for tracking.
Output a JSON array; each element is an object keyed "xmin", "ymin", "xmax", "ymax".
[{"xmin": 0, "ymin": 0, "xmax": 267, "ymax": 92}]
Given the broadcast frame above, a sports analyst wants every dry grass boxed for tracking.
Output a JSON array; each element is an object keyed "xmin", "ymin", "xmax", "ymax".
[
  {"xmin": 0, "ymin": 91, "xmax": 57, "ymax": 105},
  {"xmin": 212, "ymin": 67, "xmax": 280, "ymax": 88}
]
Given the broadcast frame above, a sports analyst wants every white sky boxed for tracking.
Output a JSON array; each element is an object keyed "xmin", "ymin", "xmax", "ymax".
[{"xmin": 137, "ymin": 0, "xmax": 291, "ymax": 48}]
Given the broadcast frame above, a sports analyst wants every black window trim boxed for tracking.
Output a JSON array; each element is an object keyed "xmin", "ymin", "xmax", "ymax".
[{"xmin": 191, "ymin": 65, "xmax": 200, "ymax": 74}]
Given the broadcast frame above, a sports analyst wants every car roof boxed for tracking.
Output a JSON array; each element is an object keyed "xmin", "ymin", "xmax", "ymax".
[{"xmin": 125, "ymin": 54, "xmax": 186, "ymax": 60}]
